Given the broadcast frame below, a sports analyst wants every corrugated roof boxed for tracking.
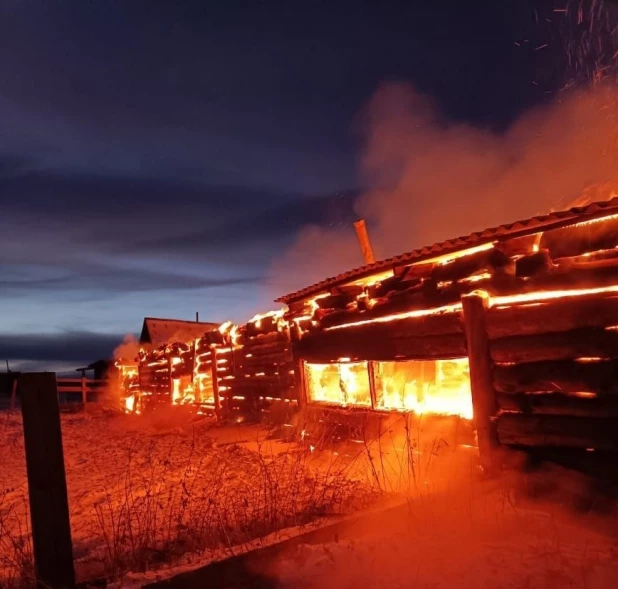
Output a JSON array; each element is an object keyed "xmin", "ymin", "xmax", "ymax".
[
  {"xmin": 276, "ymin": 197, "xmax": 618, "ymax": 304},
  {"xmin": 140, "ymin": 317, "xmax": 220, "ymax": 346}
]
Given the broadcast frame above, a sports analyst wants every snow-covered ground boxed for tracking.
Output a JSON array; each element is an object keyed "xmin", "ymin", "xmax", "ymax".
[
  {"xmin": 270, "ymin": 470, "xmax": 618, "ymax": 589},
  {"xmin": 0, "ymin": 406, "xmax": 381, "ymax": 586},
  {"xmin": 3, "ymin": 407, "xmax": 618, "ymax": 588}
]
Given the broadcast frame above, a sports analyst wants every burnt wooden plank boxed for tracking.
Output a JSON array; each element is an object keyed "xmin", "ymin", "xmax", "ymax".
[
  {"xmin": 487, "ymin": 294, "xmax": 618, "ymax": 339},
  {"xmin": 493, "ymin": 359, "xmax": 618, "ymax": 395},
  {"xmin": 496, "ymin": 413, "xmax": 618, "ymax": 450},
  {"xmin": 294, "ymin": 329, "xmax": 466, "ymax": 363},
  {"xmin": 497, "ymin": 392, "xmax": 618, "ymax": 418},
  {"xmin": 431, "ymin": 248, "xmax": 510, "ymax": 283},
  {"xmin": 490, "ymin": 328, "xmax": 618, "ymax": 363},
  {"xmin": 462, "ymin": 294, "xmax": 499, "ymax": 469}
]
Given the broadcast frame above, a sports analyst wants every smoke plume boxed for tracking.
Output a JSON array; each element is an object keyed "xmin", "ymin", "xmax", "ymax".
[
  {"xmin": 268, "ymin": 83, "xmax": 618, "ymax": 297},
  {"xmin": 100, "ymin": 334, "xmax": 140, "ymax": 409}
]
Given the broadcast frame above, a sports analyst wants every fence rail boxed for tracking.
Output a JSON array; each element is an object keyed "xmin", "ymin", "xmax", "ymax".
[
  {"xmin": 1, "ymin": 376, "xmax": 107, "ymax": 410},
  {"xmin": 56, "ymin": 377, "xmax": 106, "ymax": 404}
]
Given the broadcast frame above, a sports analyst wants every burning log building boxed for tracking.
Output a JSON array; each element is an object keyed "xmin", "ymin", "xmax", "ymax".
[
  {"xmin": 119, "ymin": 197, "xmax": 618, "ymax": 465},
  {"xmin": 119, "ymin": 314, "xmax": 296, "ymax": 419}
]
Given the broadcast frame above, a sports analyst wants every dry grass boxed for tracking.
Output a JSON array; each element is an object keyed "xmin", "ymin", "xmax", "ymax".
[
  {"xmin": 0, "ymin": 409, "xmax": 395, "ymax": 585},
  {"xmin": 86, "ymin": 432, "xmax": 379, "ymax": 579},
  {"xmin": 0, "ymin": 406, "xmax": 482, "ymax": 586},
  {"xmin": 0, "ymin": 491, "xmax": 34, "ymax": 588}
]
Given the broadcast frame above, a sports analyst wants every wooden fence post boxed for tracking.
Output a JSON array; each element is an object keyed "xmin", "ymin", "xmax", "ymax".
[
  {"xmin": 81, "ymin": 375, "xmax": 87, "ymax": 405},
  {"xmin": 461, "ymin": 293, "xmax": 500, "ymax": 471},
  {"xmin": 9, "ymin": 375, "xmax": 18, "ymax": 410},
  {"xmin": 19, "ymin": 372, "xmax": 75, "ymax": 589}
]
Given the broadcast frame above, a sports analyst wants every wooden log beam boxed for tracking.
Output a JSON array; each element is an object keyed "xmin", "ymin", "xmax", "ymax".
[
  {"xmin": 486, "ymin": 294, "xmax": 618, "ymax": 339},
  {"xmin": 555, "ymin": 247, "xmax": 618, "ymax": 266},
  {"xmin": 238, "ymin": 331, "xmax": 288, "ymax": 346},
  {"xmin": 539, "ymin": 214, "xmax": 618, "ymax": 259},
  {"xmin": 319, "ymin": 290, "xmax": 463, "ymax": 330},
  {"xmin": 497, "ymin": 392, "xmax": 618, "ymax": 417},
  {"xmin": 315, "ymin": 292, "xmax": 354, "ymax": 310},
  {"xmin": 19, "ymin": 373, "xmax": 75, "ymax": 589},
  {"xmin": 515, "ymin": 249, "xmax": 553, "ymax": 277},
  {"xmin": 496, "ymin": 413, "xmax": 618, "ymax": 449},
  {"xmin": 294, "ymin": 329, "xmax": 466, "ymax": 363},
  {"xmin": 493, "ymin": 359, "xmax": 618, "ymax": 395},
  {"xmin": 242, "ymin": 340, "xmax": 291, "ymax": 356},
  {"xmin": 461, "ymin": 294, "xmax": 499, "ymax": 470},
  {"xmin": 494, "ymin": 233, "xmax": 541, "ymax": 257},
  {"xmin": 491, "ymin": 328, "xmax": 618, "ymax": 363},
  {"xmin": 431, "ymin": 248, "xmax": 510, "ymax": 283},
  {"xmin": 367, "ymin": 276, "xmax": 424, "ymax": 300}
]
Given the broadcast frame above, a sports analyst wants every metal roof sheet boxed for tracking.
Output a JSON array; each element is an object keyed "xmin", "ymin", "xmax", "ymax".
[
  {"xmin": 140, "ymin": 318, "xmax": 220, "ymax": 345},
  {"xmin": 276, "ymin": 197, "xmax": 618, "ymax": 304}
]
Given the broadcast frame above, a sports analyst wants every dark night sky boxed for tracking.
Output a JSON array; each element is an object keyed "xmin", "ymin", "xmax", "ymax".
[{"xmin": 0, "ymin": 0, "xmax": 598, "ymax": 370}]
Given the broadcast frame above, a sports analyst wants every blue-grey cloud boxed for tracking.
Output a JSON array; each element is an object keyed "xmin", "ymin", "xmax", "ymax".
[{"xmin": 0, "ymin": 331, "xmax": 127, "ymax": 365}]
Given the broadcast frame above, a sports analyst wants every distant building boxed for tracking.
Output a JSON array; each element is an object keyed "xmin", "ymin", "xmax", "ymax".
[
  {"xmin": 139, "ymin": 317, "xmax": 219, "ymax": 348},
  {"xmin": 75, "ymin": 359, "xmax": 114, "ymax": 381}
]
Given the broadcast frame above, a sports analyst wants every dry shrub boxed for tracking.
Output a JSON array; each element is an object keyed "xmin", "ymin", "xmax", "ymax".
[
  {"xmin": 0, "ymin": 492, "xmax": 34, "ymax": 588},
  {"xmin": 87, "ymin": 429, "xmax": 381, "ymax": 579}
]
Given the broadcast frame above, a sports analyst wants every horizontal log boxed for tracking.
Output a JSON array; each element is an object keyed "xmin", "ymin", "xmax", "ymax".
[
  {"xmin": 315, "ymin": 293, "xmax": 354, "ymax": 310},
  {"xmin": 295, "ymin": 329, "xmax": 466, "ymax": 363},
  {"xmin": 394, "ymin": 262, "xmax": 435, "ymax": 282},
  {"xmin": 539, "ymin": 214, "xmax": 618, "ymax": 259},
  {"xmin": 555, "ymin": 247, "xmax": 618, "ymax": 266},
  {"xmin": 497, "ymin": 393, "xmax": 618, "ymax": 418},
  {"xmin": 241, "ymin": 355, "xmax": 294, "ymax": 369},
  {"xmin": 238, "ymin": 331, "xmax": 289, "ymax": 347},
  {"xmin": 430, "ymin": 248, "xmax": 510, "ymax": 283},
  {"xmin": 330, "ymin": 284, "xmax": 365, "ymax": 298},
  {"xmin": 319, "ymin": 290, "xmax": 464, "ymax": 330},
  {"xmin": 491, "ymin": 328, "xmax": 618, "ymax": 363},
  {"xmin": 367, "ymin": 277, "xmax": 424, "ymax": 302},
  {"xmin": 494, "ymin": 233, "xmax": 541, "ymax": 257},
  {"xmin": 487, "ymin": 294, "xmax": 618, "ymax": 338},
  {"xmin": 493, "ymin": 359, "xmax": 618, "ymax": 395},
  {"xmin": 515, "ymin": 249, "xmax": 553, "ymax": 277},
  {"xmin": 241, "ymin": 340, "xmax": 291, "ymax": 356},
  {"xmin": 304, "ymin": 310, "xmax": 464, "ymax": 347},
  {"xmin": 496, "ymin": 413, "xmax": 618, "ymax": 450}
]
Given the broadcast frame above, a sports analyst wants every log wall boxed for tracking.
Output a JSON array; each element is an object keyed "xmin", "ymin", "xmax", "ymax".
[
  {"xmin": 289, "ymin": 205, "xmax": 618, "ymax": 459},
  {"xmin": 485, "ymin": 292, "xmax": 618, "ymax": 453},
  {"xmin": 136, "ymin": 316, "xmax": 296, "ymax": 420}
]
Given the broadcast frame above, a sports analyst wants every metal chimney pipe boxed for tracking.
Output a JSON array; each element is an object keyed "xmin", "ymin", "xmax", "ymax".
[
  {"xmin": 353, "ymin": 219, "xmax": 376, "ymax": 265},
  {"xmin": 195, "ymin": 312, "xmax": 199, "ymax": 322}
]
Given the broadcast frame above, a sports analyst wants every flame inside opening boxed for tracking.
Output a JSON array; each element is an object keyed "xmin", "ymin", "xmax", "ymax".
[{"xmin": 303, "ymin": 358, "xmax": 473, "ymax": 419}]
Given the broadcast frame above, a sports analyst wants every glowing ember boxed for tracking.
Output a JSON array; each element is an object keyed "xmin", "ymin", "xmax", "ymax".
[
  {"xmin": 426, "ymin": 242, "xmax": 494, "ymax": 266},
  {"xmin": 489, "ymin": 283, "xmax": 618, "ymax": 308},
  {"xmin": 324, "ymin": 303, "xmax": 462, "ymax": 331}
]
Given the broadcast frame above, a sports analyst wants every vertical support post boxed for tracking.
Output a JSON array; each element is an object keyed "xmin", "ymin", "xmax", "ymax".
[
  {"xmin": 81, "ymin": 375, "xmax": 87, "ymax": 405},
  {"xmin": 211, "ymin": 347, "xmax": 222, "ymax": 418},
  {"xmin": 294, "ymin": 356, "xmax": 307, "ymax": 410},
  {"xmin": 353, "ymin": 219, "xmax": 376, "ymax": 265},
  {"xmin": 9, "ymin": 375, "xmax": 18, "ymax": 410},
  {"xmin": 367, "ymin": 361, "xmax": 378, "ymax": 409},
  {"xmin": 461, "ymin": 293, "xmax": 499, "ymax": 471},
  {"xmin": 19, "ymin": 373, "xmax": 75, "ymax": 589},
  {"xmin": 168, "ymin": 357, "xmax": 174, "ymax": 404}
]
